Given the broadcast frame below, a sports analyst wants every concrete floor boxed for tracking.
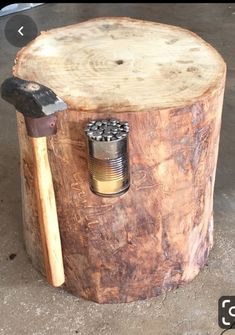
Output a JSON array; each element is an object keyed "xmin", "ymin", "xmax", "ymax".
[{"xmin": 0, "ymin": 3, "xmax": 234, "ymax": 335}]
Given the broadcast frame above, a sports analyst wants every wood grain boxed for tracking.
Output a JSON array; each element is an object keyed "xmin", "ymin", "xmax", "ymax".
[
  {"xmin": 14, "ymin": 18, "xmax": 226, "ymax": 303},
  {"xmin": 31, "ymin": 137, "xmax": 65, "ymax": 287}
]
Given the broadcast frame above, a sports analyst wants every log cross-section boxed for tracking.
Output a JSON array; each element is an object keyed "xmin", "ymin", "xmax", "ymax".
[{"xmin": 14, "ymin": 17, "xmax": 226, "ymax": 303}]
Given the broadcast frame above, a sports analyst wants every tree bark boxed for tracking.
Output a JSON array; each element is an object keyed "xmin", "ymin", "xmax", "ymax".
[{"xmin": 13, "ymin": 17, "xmax": 226, "ymax": 303}]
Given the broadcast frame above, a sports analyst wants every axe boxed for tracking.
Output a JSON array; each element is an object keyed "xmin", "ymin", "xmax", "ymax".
[{"xmin": 1, "ymin": 76, "xmax": 66, "ymax": 287}]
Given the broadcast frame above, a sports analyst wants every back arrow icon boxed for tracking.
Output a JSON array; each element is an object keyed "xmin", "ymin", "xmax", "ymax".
[{"xmin": 18, "ymin": 26, "xmax": 24, "ymax": 36}]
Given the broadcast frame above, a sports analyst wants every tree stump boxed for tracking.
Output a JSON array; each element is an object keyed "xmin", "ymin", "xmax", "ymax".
[{"xmin": 13, "ymin": 18, "xmax": 226, "ymax": 303}]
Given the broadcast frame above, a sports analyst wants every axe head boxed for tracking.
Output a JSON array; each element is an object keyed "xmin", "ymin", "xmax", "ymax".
[{"xmin": 1, "ymin": 76, "xmax": 67, "ymax": 118}]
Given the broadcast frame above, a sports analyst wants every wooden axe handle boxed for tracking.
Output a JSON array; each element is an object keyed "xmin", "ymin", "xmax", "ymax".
[{"xmin": 31, "ymin": 137, "xmax": 65, "ymax": 287}]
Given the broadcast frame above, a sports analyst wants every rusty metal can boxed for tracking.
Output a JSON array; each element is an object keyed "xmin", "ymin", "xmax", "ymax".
[{"xmin": 85, "ymin": 119, "xmax": 130, "ymax": 197}]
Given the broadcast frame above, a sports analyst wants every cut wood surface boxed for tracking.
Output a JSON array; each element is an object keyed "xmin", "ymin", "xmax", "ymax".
[{"xmin": 14, "ymin": 18, "xmax": 226, "ymax": 303}]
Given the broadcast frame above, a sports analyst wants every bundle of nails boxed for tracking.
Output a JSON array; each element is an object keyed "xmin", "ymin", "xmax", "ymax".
[{"xmin": 85, "ymin": 119, "xmax": 130, "ymax": 141}]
